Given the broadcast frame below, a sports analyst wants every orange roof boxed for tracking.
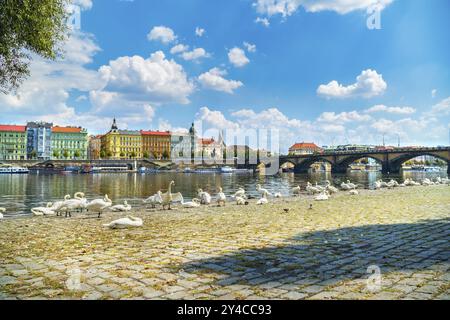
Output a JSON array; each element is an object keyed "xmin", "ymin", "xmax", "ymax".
[
  {"xmin": 199, "ymin": 138, "xmax": 215, "ymax": 145},
  {"xmin": 289, "ymin": 142, "xmax": 321, "ymax": 150},
  {"xmin": 0, "ymin": 125, "xmax": 26, "ymax": 132},
  {"xmin": 52, "ymin": 126, "xmax": 83, "ymax": 133},
  {"xmin": 140, "ymin": 130, "xmax": 170, "ymax": 136}
]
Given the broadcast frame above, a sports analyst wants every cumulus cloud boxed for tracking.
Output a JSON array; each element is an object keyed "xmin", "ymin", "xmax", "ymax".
[
  {"xmin": 253, "ymin": 0, "xmax": 393, "ymax": 17},
  {"xmin": 430, "ymin": 97, "xmax": 450, "ymax": 115},
  {"xmin": 317, "ymin": 111, "xmax": 372, "ymax": 123},
  {"xmin": 147, "ymin": 26, "xmax": 177, "ymax": 44},
  {"xmin": 180, "ymin": 48, "xmax": 210, "ymax": 61},
  {"xmin": 366, "ymin": 104, "xmax": 416, "ymax": 115},
  {"xmin": 243, "ymin": 42, "xmax": 257, "ymax": 53},
  {"xmin": 198, "ymin": 68, "xmax": 243, "ymax": 94},
  {"xmin": 195, "ymin": 27, "xmax": 205, "ymax": 37},
  {"xmin": 317, "ymin": 69, "xmax": 387, "ymax": 99},
  {"xmin": 97, "ymin": 51, "xmax": 195, "ymax": 105},
  {"xmin": 228, "ymin": 47, "xmax": 250, "ymax": 68},
  {"xmin": 255, "ymin": 17, "xmax": 270, "ymax": 27},
  {"xmin": 170, "ymin": 44, "xmax": 189, "ymax": 54},
  {"xmin": 197, "ymin": 107, "xmax": 240, "ymax": 130}
]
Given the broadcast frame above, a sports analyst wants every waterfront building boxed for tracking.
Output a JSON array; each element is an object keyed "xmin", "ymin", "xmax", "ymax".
[
  {"xmin": 288, "ymin": 142, "xmax": 322, "ymax": 155},
  {"xmin": 197, "ymin": 134, "xmax": 225, "ymax": 159},
  {"xmin": 26, "ymin": 122, "xmax": 53, "ymax": 160},
  {"xmin": 101, "ymin": 119, "xmax": 142, "ymax": 159},
  {"xmin": 171, "ymin": 131, "xmax": 191, "ymax": 159},
  {"xmin": 88, "ymin": 135, "xmax": 103, "ymax": 160},
  {"xmin": 141, "ymin": 130, "xmax": 171, "ymax": 159},
  {"xmin": 0, "ymin": 125, "xmax": 28, "ymax": 160},
  {"xmin": 51, "ymin": 126, "xmax": 88, "ymax": 160}
]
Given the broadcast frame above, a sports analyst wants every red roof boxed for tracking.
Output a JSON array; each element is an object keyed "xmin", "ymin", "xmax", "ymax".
[
  {"xmin": 0, "ymin": 125, "xmax": 26, "ymax": 132},
  {"xmin": 199, "ymin": 138, "xmax": 215, "ymax": 145},
  {"xmin": 140, "ymin": 130, "xmax": 170, "ymax": 136},
  {"xmin": 52, "ymin": 126, "xmax": 83, "ymax": 133},
  {"xmin": 289, "ymin": 142, "xmax": 321, "ymax": 150}
]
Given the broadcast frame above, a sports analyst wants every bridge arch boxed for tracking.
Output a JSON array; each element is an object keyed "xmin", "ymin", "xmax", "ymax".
[
  {"xmin": 389, "ymin": 152, "xmax": 449, "ymax": 173},
  {"xmin": 336, "ymin": 155, "xmax": 384, "ymax": 172},
  {"xmin": 295, "ymin": 157, "xmax": 334, "ymax": 173}
]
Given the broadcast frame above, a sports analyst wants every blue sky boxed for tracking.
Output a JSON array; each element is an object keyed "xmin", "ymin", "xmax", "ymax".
[{"xmin": 1, "ymin": 0, "xmax": 449, "ymax": 151}]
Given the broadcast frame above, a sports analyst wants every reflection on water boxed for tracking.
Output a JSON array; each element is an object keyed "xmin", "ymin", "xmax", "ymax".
[{"xmin": 0, "ymin": 170, "xmax": 448, "ymax": 216}]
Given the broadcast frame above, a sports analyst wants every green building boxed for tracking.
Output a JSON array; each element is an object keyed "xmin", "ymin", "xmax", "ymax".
[
  {"xmin": 0, "ymin": 125, "xmax": 28, "ymax": 160},
  {"xmin": 51, "ymin": 126, "xmax": 88, "ymax": 160}
]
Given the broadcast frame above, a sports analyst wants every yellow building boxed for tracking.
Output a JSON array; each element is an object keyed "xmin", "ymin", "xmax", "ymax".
[{"xmin": 101, "ymin": 119, "xmax": 142, "ymax": 159}]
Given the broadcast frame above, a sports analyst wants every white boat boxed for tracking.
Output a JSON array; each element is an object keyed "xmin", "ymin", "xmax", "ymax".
[
  {"xmin": 220, "ymin": 166, "xmax": 234, "ymax": 173},
  {"xmin": 0, "ymin": 166, "xmax": 29, "ymax": 174}
]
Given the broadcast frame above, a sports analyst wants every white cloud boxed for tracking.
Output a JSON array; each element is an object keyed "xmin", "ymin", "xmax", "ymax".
[
  {"xmin": 317, "ymin": 69, "xmax": 387, "ymax": 99},
  {"xmin": 180, "ymin": 48, "xmax": 210, "ymax": 61},
  {"xmin": 228, "ymin": 47, "xmax": 250, "ymax": 68},
  {"xmin": 147, "ymin": 26, "xmax": 177, "ymax": 44},
  {"xmin": 195, "ymin": 27, "xmax": 206, "ymax": 37},
  {"xmin": 170, "ymin": 44, "xmax": 189, "ymax": 54},
  {"xmin": 197, "ymin": 107, "xmax": 240, "ymax": 130},
  {"xmin": 243, "ymin": 42, "xmax": 257, "ymax": 53},
  {"xmin": 72, "ymin": 0, "xmax": 93, "ymax": 10},
  {"xmin": 430, "ymin": 97, "xmax": 450, "ymax": 115},
  {"xmin": 198, "ymin": 68, "xmax": 243, "ymax": 94},
  {"xmin": 366, "ymin": 104, "xmax": 416, "ymax": 115},
  {"xmin": 317, "ymin": 111, "xmax": 372, "ymax": 123},
  {"xmin": 97, "ymin": 51, "xmax": 195, "ymax": 105},
  {"xmin": 253, "ymin": 0, "xmax": 393, "ymax": 17},
  {"xmin": 255, "ymin": 17, "xmax": 270, "ymax": 27}
]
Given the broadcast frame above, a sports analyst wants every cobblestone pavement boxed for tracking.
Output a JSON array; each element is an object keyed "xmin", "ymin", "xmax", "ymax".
[{"xmin": 0, "ymin": 186, "xmax": 449, "ymax": 300}]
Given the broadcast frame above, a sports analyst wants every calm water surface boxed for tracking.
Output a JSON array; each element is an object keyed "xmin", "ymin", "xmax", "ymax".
[{"xmin": 0, "ymin": 170, "xmax": 448, "ymax": 217}]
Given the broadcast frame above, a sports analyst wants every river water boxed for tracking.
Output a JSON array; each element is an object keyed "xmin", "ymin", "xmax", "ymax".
[{"xmin": 0, "ymin": 170, "xmax": 448, "ymax": 217}]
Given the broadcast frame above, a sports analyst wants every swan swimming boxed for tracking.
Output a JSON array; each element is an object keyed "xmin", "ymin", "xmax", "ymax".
[
  {"xmin": 103, "ymin": 216, "xmax": 143, "ymax": 229},
  {"xmin": 111, "ymin": 200, "xmax": 132, "ymax": 212}
]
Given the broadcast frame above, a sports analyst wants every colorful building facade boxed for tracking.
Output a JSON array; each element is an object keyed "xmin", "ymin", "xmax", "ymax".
[
  {"xmin": 141, "ymin": 131, "xmax": 171, "ymax": 159},
  {"xmin": 0, "ymin": 125, "xmax": 28, "ymax": 160},
  {"xmin": 88, "ymin": 135, "xmax": 103, "ymax": 160},
  {"xmin": 288, "ymin": 142, "xmax": 322, "ymax": 155},
  {"xmin": 51, "ymin": 126, "xmax": 88, "ymax": 160},
  {"xmin": 101, "ymin": 119, "xmax": 142, "ymax": 159}
]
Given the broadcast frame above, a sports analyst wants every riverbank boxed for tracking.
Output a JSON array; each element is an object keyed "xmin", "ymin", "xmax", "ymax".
[{"xmin": 1, "ymin": 186, "xmax": 449, "ymax": 300}]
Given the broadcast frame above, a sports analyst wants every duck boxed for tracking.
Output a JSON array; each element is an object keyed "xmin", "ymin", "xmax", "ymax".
[
  {"xmin": 182, "ymin": 198, "xmax": 201, "ymax": 208},
  {"xmin": 325, "ymin": 180, "xmax": 339, "ymax": 194},
  {"xmin": 31, "ymin": 203, "xmax": 56, "ymax": 216},
  {"xmin": 306, "ymin": 182, "xmax": 321, "ymax": 195},
  {"xmin": 103, "ymin": 216, "xmax": 143, "ymax": 229},
  {"xmin": 198, "ymin": 189, "xmax": 212, "ymax": 205},
  {"xmin": 349, "ymin": 189, "xmax": 359, "ymax": 196},
  {"xmin": 85, "ymin": 194, "xmax": 113, "ymax": 218},
  {"xmin": 291, "ymin": 186, "xmax": 301, "ymax": 196},
  {"xmin": 314, "ymin": 191, "xmax": 330, "ymax": 201},
  {"xmin": 216, "ymin": 187, "xmax": 226, "ymax": 206},
  {"xmin": 111, "ymin": 200, "xmax": 132, "ymax": 212},
  {"xmin": 256, "ymin": 184, "xmax": 271, "ymax": 197},
  {"xmin": 143, "ymin": 191, "xmax": 163, "ymax": 208},
  {"xmin": 0, "ymin": 207, "xmax": 5, "ymax": 219},
  {"xmin": 161, "ymin": 181, "xmax": 175, "ymax": 210}
]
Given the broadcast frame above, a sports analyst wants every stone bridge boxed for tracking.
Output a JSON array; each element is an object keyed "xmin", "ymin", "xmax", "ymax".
[{"xmin": 278, "ymin": 147, "xmax": 450, "ymax": 174}]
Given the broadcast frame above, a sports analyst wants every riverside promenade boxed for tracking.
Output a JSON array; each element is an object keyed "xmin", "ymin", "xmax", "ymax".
[{"xmin": 0, "ymin": 186, "xmax": 449, "ymax": 300}]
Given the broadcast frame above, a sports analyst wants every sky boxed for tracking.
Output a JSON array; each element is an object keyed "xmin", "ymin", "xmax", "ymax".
[{"xmin": 0, "ymin": 0, "xmax": 449, "ymax": 152}]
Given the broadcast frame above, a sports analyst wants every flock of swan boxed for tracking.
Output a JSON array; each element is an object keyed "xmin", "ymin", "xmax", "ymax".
[{"xmin": 0, "ymin": 177, "xmax": 448, "ymax": 227}]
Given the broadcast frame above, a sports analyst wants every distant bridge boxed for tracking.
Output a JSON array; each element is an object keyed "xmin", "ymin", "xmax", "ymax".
[{"xmin": 278, "ymin": 146, "xmax": 450, "ymax": 174}]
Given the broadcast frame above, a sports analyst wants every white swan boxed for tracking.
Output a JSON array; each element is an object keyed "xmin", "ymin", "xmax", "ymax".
[
  {"xmin": 291, "ymin": 186, "xmax": 301, "ymax": 196},
  {"xmin": 111, "ymin": 200, "xmax": 132, "ymax": 212},
  {"xmin": 198, "ymin": 189, "xmax": 212, "ymax": 205},
  {"xmin": 314, "ymin": 191, "xmax": 329, "ymax": 201},
  {"xmin": 233, "ymin": 188, "xmax": 246, "ymax": 199},
  {"xmin": 0, "ymin": 207, "xmax": 5, "ymax": 219},
  {"xmin": 60, "ymin": 192, "xmax": 88, "ymax": 216},
  {"xmin": 103, "ymin": 216, "xmax": 143, "ymax": 229},
  {"xmin": 236, "ymin": 196, "xmax": 247, "ymax": 205},
  {"xmin": 274, "ymin": 192, "xmax": 283, "ymax": 198},
  {"xmin": 86, "ymin": 194, "xmax": 112, "ymax": 218},
  {"xmin": 182, "ymin": 198, "xmax": 201, "ymax": 208},
  {"xmin": 162, "ymin": 181, "xmax": 175, "ymax": 210},
  {"xmin": 349, "ymin": 189, "xmax": 359, "ymax": 195},
  {"xmin": 31, "ymin": 203, "xmax": 56, "ymax": 216},
  {"xmin": 143, "ymin": 191, "xmax": 163, "ymax": 208},
  {"xmin": 216, "ymin": 187, "xmax": 226, "ymax": 206},
  {"xmin": 315, "ymin": 183, "xmax": 325, "ymax": 192},
  {"xmin": 422, "ymin": 178, "xmax": 432, "ymax": 186},
  {"xmin": 256, "ymin": 192, "xmax": 269, "ymax": 205},
  {"xmin": 306, "ymin": 182, "xmax": 321, "ymax": 195},
  {"xmin": 325, "ymin": 181, "xmax": 339, "ymax": 194},
  {"xmin": 346, "ymin": 180, "xmax": 357, "ymax": 189},
  {"xmin": 256, "ymin": 184, "xmax": 271, "ymax": 197}
]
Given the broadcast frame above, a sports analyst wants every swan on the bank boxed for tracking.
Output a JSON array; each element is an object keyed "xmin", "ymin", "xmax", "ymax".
[
  {"xmin": 341, "ymin": 181, "xmax": 356, "ymax": 190},
  {"xmin": 346, "ymin": 180, "xmax": 357, "ymax": 189},
  {"xmin": 143, "ymin": 191, "xmax": 163, "ymax": 208},
  {"xmin": 306, "ymin": 182, "xmax": 321, "ymax": 195},
  {"xmin": 161, "ymin": 181, "xmax": 175, "ymax": 210},
  {"xmin": 103, "ymin": 216, "xmax": 143, "ymax": 229},
  {"xmin": 349, "ymin": 189, "xmax": 359, "ymax": 196},
  {"xmin": 31, "ymin": 203, "xmax": 56, "ymax": 216},
  {"xmin": 256, "ymin": 184, "xmax": 271, "ymax": 197},
  {"xmin": 182, "ymin": 198, "xmax": 201, "ymax": 208},
  {"xmin": 236, "ymin": 196, "xmax": 247, "ymax": 205},
  {"xmin": 216, "ymin": 188, "xmax": 227, "ymax": 206},
  {"xmin": 325, "ymin": 181, "xmax": 339, "ymax": 194},
  {"xmin": 274, "ymin": 192, "xmax": 283, "ymax": 198},
  {"xmin": 86, "ymin": 194, "xmax": 112, "ymax": 218},
  {"xmin": 314, "ymin": 191, "xmax": 330, "ymax": 201},
  {"xmin": 60, "ymin": 192, "xmax": 88, "ymax": 216},
  {"xmin": 0, "ymin": 207, "xmax": 5, "ymax": 219},
  {"xmin": 256, "ymin": 192, "xmax": 269, "ymax": 205},
  {"xmin": 315, "ymin": 183, "xmax": 325, "ymax": 192},
  {"xmin": 111, "ymin": 200, "xmax": 132, "ymax": 212},
  {"xmin": 198, "ymin": 189, "xmax": 212, "ymax": 205},
  {"xmin": 291, "ymin": 186, "xmax": 301, "ymax": 196},
  {"xmin": 233, "ymin": 188, "xmax": 246, "ymax": 199},
  {"xmin": 422, "ymin": 178, "xmax": 432, "ymax": 186}
]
